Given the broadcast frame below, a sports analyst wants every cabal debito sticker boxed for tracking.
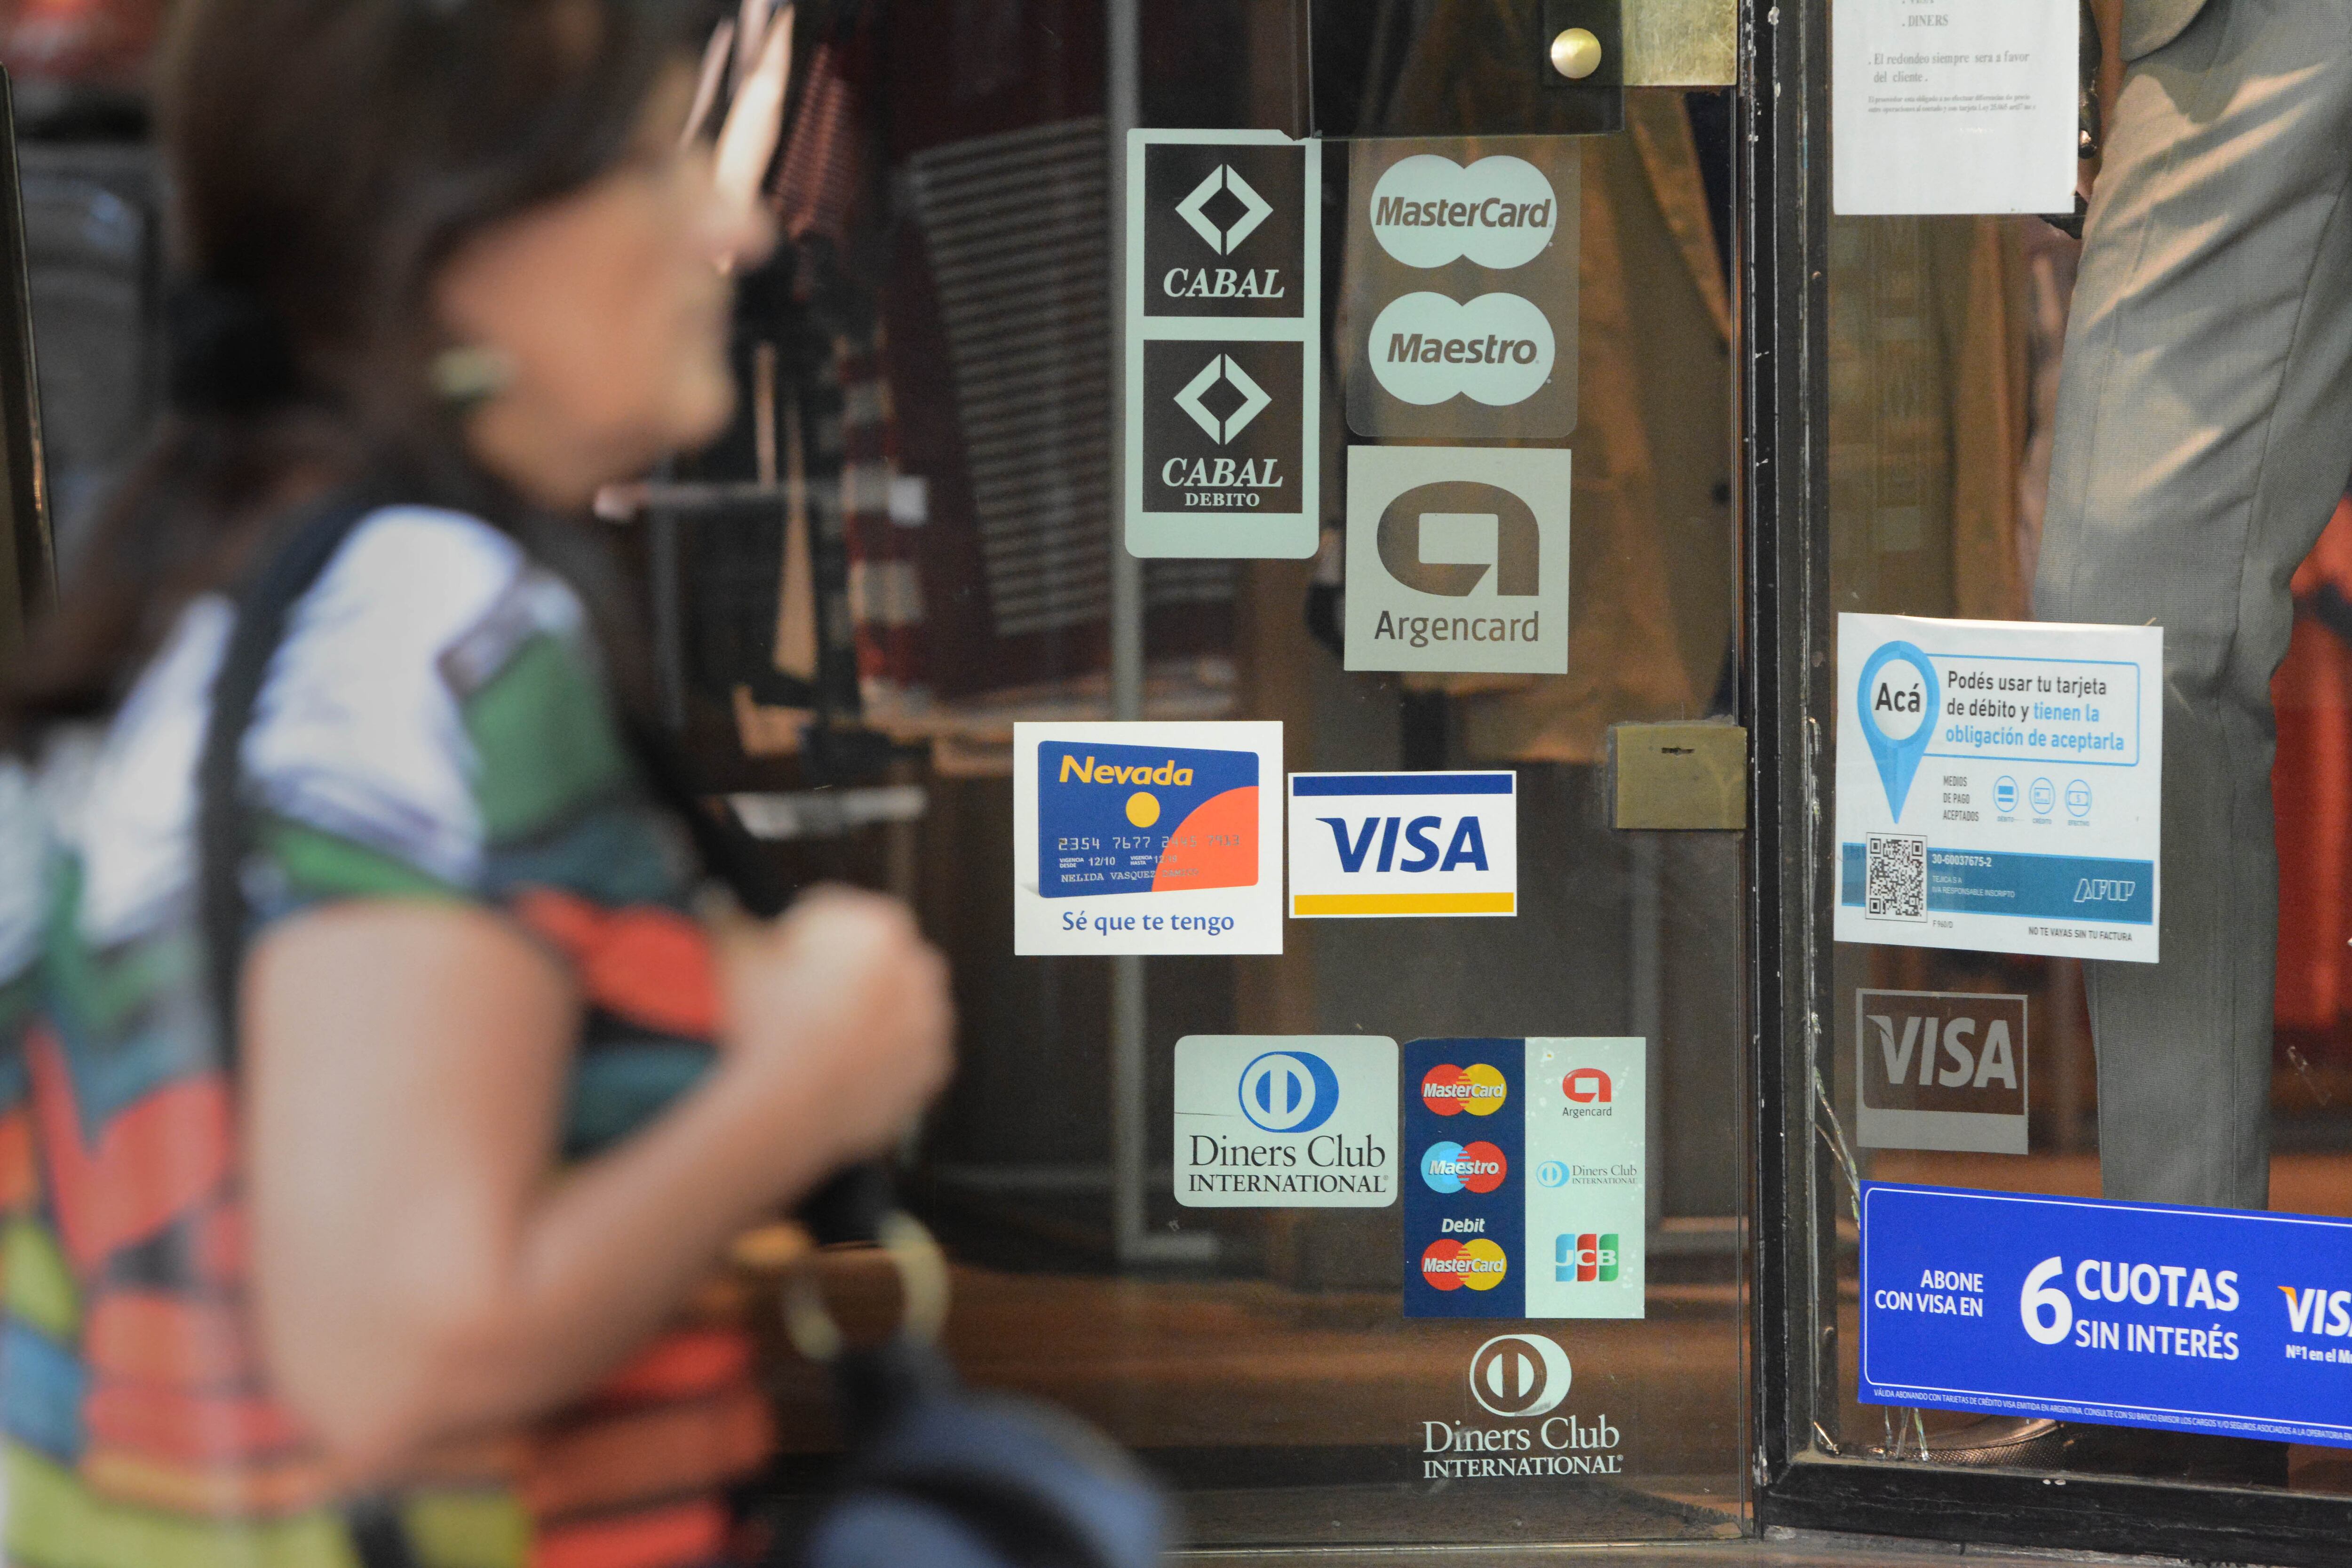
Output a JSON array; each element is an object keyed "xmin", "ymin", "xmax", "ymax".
[
  {"xmin": 1287, "ymin": 771, "xmax": 1517, "ymax": 917},
  {"xmin": 1835, "ymin": 614, "xmax": 2162, "ymax": 963},
  {"xmin": 1012, "ymin": 722, "xmax": 1283, "ymax": 956},
  {"xmin": 1173, "ymin": 1035, "xmax": 1398, "ymax": 1207},
  {"xmin": 1860, "ymin": 1183, "xmax": 2352, "ymax": 1447},
  {"xmin": 1127, "ymin": 130, "xmax": 1319, "ymax": 560},
  {"xmin": 1403, "ymin": 1037, "xmax": 1645, "ymax": 1321},
  {"xmin": 1343, "ymin": 137, "xmax": 1578, "ymax": 439}
]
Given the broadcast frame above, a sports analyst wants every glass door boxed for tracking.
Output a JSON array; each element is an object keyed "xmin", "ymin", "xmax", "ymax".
[
  {"xmin": 1756, "ymin": 0, "xmax": 2352, "ymax": 1560},
  {"xmin": 636, "ymin": 0, "xmax": 1751, "ymax": 1553}
]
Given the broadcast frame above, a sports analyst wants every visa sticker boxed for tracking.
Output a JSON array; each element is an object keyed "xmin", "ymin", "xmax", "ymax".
[{"xmin": 1039, "ymin": 741, "xmax": 1259, "ymax": 899}]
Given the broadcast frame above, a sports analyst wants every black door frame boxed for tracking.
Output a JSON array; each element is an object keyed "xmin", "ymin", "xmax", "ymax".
[{"xmin": 1741, "ymin": 2, "xmax": 2352, "ymax": 1559}]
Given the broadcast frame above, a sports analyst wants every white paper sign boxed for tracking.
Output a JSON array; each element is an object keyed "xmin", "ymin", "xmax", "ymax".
[
  {"xmin": 1835, "ymin": 614, "xmax": 2161, "ymax": 963},
  {"xmin": 1013, "ymin": 721, "xmax": 1284, "ymax": 956},
  {"xmin": 1174, "ymin": 1035, "xmax": 1398, "ymax": 1207},
  {"xmin": 1833, "ymin": 0, "xmax": 2077, "ymax": 215},
  {"xmin": 1287, "ymin": 771, "xmax": 1517, "ymax": 917}
]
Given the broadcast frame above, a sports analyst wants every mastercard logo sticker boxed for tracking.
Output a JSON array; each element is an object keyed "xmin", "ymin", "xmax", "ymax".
[
  {"xmin": 1421, "ymin": 1140, "xmax": 1508, "ymax": 1194},
  {"xmin": 1421, "ymin": 1238, "xmax": 1509, "ymax": 1292},
  {"xmin": 1421, "ymin": 1062, "xmax": 1507, "ymax": 1117}
]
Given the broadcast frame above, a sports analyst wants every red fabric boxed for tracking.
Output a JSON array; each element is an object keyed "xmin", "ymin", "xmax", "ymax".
[
  {"xmin": 2273, "ymin": 498, "xmax": 2352, "ymax": 1049},
  {"xmin": 0, "ymin": 0, "xmax": 162, "ymax": 86}
]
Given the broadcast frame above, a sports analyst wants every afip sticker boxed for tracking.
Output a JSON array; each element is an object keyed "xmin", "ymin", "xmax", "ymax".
[
  {"xmin": 1287, "ymin": 771, "xmax": 1517, "ymax": 917},
  {"xmin": 1835, "ymin": 614, "xmax": 2162, "ymax": 963},
  {"xmin": 1013, "ymin": 721, "xmax": 1284, "ymax": 955}
]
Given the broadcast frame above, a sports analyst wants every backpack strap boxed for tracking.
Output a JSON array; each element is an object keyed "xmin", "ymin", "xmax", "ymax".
[
  {"xmin": 190, "ymin": 488, "xmax": 423, "ymax": 1568},
  {"xmin": 195, "ymin": 489, "xmax": 386, "ymax": 1076}
]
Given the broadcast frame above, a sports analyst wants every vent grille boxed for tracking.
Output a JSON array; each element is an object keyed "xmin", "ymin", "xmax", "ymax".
[{"xmin": 908, "ymin": 119, "xmax": 1113, "ymax": 638}]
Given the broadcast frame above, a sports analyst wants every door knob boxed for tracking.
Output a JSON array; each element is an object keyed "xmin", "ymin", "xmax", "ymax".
[{"xmin": 1549, "ymin": 26, "xmax": 1604, "ymax": 80}]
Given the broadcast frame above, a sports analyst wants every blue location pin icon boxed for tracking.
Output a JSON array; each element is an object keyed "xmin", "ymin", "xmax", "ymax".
[{"xmin": 1857, "ymin": 641, "xmax": 1940, "ymax": 821}]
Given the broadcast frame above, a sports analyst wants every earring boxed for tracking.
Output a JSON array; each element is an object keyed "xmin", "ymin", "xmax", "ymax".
[{"xmin": 429, "ymin": 344, "xmax": 514, "ymax": 407}]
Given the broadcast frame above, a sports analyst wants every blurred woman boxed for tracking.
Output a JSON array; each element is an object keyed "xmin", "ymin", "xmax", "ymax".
[{"xmin": 0, "ymin": 2, "xmax": 954, "ymax": 1564}]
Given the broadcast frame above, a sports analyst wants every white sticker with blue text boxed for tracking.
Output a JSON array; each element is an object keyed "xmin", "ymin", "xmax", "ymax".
[
  {"xmin": 1287, "ymin": 772, "xmax": 1517, "ymax": 918},
  {"xmin": 1834, "ymin": 614, "xmax": 2161, "ymax": 963},
  {"xmin": 1174, "ymin": 1035, "xmax": 1398, "ymax": 1207}
]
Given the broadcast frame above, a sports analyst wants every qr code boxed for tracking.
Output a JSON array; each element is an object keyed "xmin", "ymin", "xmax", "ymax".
[{"xmin": 1865, "ymin": 834, "xmax": 1928, "ymax": 920}]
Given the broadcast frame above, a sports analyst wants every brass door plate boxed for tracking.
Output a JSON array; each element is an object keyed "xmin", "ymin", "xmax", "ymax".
[
  {"xmin": 1609, "ymin": 721, "xmax": 1748, "ymax": 831},
  {"xmin": 1624, "ymin": 0, "xmax": 1737, "ymax": 87}
]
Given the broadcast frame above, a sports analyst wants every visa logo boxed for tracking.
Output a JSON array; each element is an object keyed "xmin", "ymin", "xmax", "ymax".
[
  {"xmin": 1317, "ymin": 815, "xmax": 1490, "ymax": 874},
  {"xmin": 2282, "ymin": 1286, "xmax": 2352, "ymax": 1337}
]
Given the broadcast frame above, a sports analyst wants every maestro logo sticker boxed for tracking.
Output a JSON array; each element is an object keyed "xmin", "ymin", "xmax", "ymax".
[
  {"xmin": 1469, "ymin": 1333, "xmax": 1573, "ymax": 1416},
  {"xmin": 1368, "ymin": 292, "xmax": 1553, "ymax": 409},
  {"xmin": 1422, "ymin": 1238, "xmax": 1509, "ymax": 1292},
  {"xmin": 1421, "ymin": 1139, "xmax": 1508, "ymax": 1194},
  {"xmin": 1857, "ymin": 640, "xmax": 1939, "ymax": 821},
  {"xmin": 1237, "ymin": 1050, "xmax": 1340, "ymax": 1134},
  {"xmin": 1422, "ymin": 1062, "xmax": 1508, "ymax": 1116},
  {"xmin": 1370, "ymin": 154, "xmax": 1558, "ymax": 270}
]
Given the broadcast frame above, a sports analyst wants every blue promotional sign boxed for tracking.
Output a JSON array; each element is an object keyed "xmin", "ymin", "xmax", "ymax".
[{"xmin": 1861, "ymin": 1183, "xmax": 2352, "ymax": 1446}]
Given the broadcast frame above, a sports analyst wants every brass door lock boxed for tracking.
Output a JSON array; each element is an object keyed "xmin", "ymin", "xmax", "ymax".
[{"xmin": 1608, "ymin": 721, "xmax": 1749, "ymax": 831}]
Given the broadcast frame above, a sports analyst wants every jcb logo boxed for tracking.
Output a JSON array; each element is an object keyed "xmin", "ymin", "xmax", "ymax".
[{"xmin": 1556, "ymin": 1233, "xmax": 1620, "ymax": 1284}]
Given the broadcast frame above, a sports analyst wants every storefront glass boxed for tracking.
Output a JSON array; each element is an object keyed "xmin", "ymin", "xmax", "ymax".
[{"xmin": 632, "ymin": 0, "xmax": 1750, "ymax": 1550}]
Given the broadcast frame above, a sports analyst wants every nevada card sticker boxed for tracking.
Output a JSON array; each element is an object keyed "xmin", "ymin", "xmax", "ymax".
[{"xmin": 1014, "ymin": 722, "xmax": 1284, "ymax": 955}]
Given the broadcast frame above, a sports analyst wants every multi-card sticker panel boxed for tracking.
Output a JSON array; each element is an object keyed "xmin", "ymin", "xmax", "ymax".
[{"xmin": 1402, "ymin": 1037, "xmax": 1646, "ymax": 1320}]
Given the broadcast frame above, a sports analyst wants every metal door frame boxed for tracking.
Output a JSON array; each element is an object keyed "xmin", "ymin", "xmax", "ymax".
[{"xmin": 1742, "ymin": 1, "xmax": 2352, "ymax": 1558}]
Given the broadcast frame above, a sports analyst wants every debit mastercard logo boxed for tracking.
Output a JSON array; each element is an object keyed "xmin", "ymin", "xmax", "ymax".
[
  {"xmin": 1421, "ymin": 1062, "xmax": 1507, "ymax": 1116},
  {"xmin": 1422, "ymin": 1237, "xmax": 1508, "ymax": 1291},
  {"xmin": 1038, "ymin": 741, "xmax": 1259, "ymax": 899},
  {"xmin": 1421, "ymin": 1140, "xmax": 1507, "ymax": 1194}
]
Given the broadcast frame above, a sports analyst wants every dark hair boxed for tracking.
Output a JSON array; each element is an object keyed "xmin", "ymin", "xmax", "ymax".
[{"xmin": 10, "ymin": 0, "xmax": 702, "ymax": 727}]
